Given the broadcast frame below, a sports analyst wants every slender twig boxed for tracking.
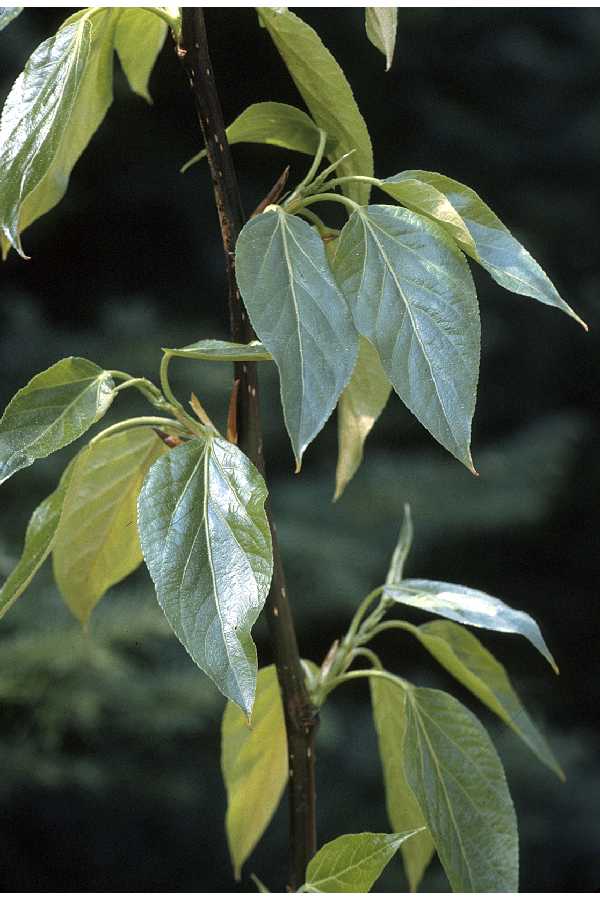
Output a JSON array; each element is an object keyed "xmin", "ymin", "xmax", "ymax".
[{"xmin": 180, "ymin": 10, "xmax": 318, "ymax": 889}]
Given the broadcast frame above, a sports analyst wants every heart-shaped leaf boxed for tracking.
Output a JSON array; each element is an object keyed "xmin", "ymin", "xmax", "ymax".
[
  {"xmin": 138, "ymin": 436, "xmax": 273, "ymax": 715},
  {"xmin": 114, "ymin": 8, "xmax": 167, "ymax": 103}
]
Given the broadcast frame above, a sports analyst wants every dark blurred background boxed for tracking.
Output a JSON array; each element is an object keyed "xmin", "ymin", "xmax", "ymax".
[{"xmin": 1, "ymin": 7, "xmax": 599, "ymax": 892}]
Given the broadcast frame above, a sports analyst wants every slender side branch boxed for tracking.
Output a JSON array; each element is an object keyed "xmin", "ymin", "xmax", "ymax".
[{"xmin": 179, "ymin": 10, "xmax": 318, "ymax": 889}]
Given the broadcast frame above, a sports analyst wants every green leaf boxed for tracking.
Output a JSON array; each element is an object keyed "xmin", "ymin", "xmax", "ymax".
[
  {"xmin": 334, "ymin": 205, "xmax": 480, "ymax": 472},
  {"xmin": 236, "ymin": 209, "xmax": 358, "ymax": 469},
  {"xmin": 402, "ymin": 619, "xmax": 564, "ymax": 778},
  {"xmin": 0, "ymin": 7, "xmax": 23, "ymax": 31},
  {"xmin": 52, "ymin": 427, "xmax": 166, "ymax": 625},
  {"xmin": 0, "ymin": 357, "xmax": 115, "ymax": 485},
  {"xmin": 181, "ymin": 102, "xmax": 328, "ymax": 173},
  {"xmin": 0, "ymin": 459, "xmax": 74, "ymax": 619},
  {"xmin": 163, "ymin": 339, "xmax": 272, "ymax": 362},
  {"xmin": 404, "ymin": 686, "xmax": 519, "ymax": 891},
  {"xmin": 257, "ymin": 8, "xmax": 373, "ymax": 205},
  {"xmin": 385, "ymin": 503, "xmax": 413, "ymax": 585},
  {"xmin": 222, "ymin": 665, "xmax": 287, "ymax": 879},
  {"xmin": 334, "ymin": 337, "xmax": 391, "ymax": 500},
  {"xmin": 301, "ymin": 830, "xmax": 424, "ymax": 892},
  {"xmin": 365, "ymin": 8, "xmax": 397, "ymax": 71},
  {"xmin": 370, "ymin": 678, "xmax": 435, "ymax": 892},
  {"xmin": 389, "ymin": 171, "xmax": 587, "ymax": 329},
  {"xmin": 385, "ymin": 578, "xmax": 558, "ymax": 672},
  {"xmin": 138, "ymin": 436, "xmax": 273, "ymax": 715},
  {"xmin": 0, "ymin": 8, "xmax": 118, "ymax": 257},
  {"xmin": 114, "ymin": 8, "xmax": 167, "ymax": 103}
]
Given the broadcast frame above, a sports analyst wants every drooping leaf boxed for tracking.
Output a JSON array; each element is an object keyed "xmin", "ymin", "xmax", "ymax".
[
  {"xmin": 257, "ymin": 8, "xmax": 373, "ymax": 205},
  {"xmin": 236, "ymin": 209, "xmax": 358, "ymax": 469},
  {"xmin": 385, "ymin": 503, "xmax": 413, "ymax": 585},
  {"xmin": 385, "ymin": 578, "xmax": 558, "ymax": 671},
  {"xmin": 389, "ymin": 171, "xmax": 586, "ymax": 328},
  {"xmin": 114, "ymin": 8, "xmax": 167, "ymax": 103},
  {"xmin": 402, "ymin": 619, "xmax": 564, "ymax": 778},
  {"xmin": 334, "ymin": 205, "xmax": 480, "ymax": 472},
  {"xmin": 365, "ymin": 8, "xmax": 397, "ymax": 71},
  {"xmin": 370, "ymin": 678, "xmax": 435, "ymax": 892},
  {"xmin": 334, "ymin": 337, "xmax": 391, "ymax": 500},
  {"xmin": 0, "ymin": 8, "xmax": 118, "ymax": 257},
  {"xmin": 52, "ymin": 428, "xmax": 165, "ymax": 625},
  {"xmin": 0, "ymin": 459, "xmax": 74, "ymax": 619},
  {"xmin": 301, "ymin": 830, "xmax": 424, "ymax": 893},
  {"xmin": 0, "ymin": 6, "xmax": 23, "ymax": 31},
  {"xmin": 181, "ymin": 101, "xmax": 328, "ymax": 173},
  {"xmin": 138, "ymin": 436, "xmax": 273, "ymax": 715},
  {"xmin": 404, "ymin": 686, "xmax": 519, "ymax": 891},
  {"xmin": 222, "ymin": 665, "xmax": 287, "ymax": 879},
  {"xmin": 0, "ymin": 357, "xmax": 115, "ymax": 485},
  {"xmin": 163, "ymin": 339, "xmax": 272, "ymax": 362}
]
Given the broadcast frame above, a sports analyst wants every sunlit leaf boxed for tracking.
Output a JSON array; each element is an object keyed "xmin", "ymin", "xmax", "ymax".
[
  {"xmin": 138, "ymin": 436, "xmax": 273, "ymax": 715},
  {"xmin": 365, "ymin": 8, "xmax": 397, "ymax": 71},
  {"xmin": 257, "ymin": 8, "xmax": 373, "ymax": 205},
  {"xmin": 114, "ymin": 8, "xmax": 167, "ymax": 103},
  {"xmin": 164, "ymin": 339, "xmax": 272, "ymax": 362},
  {"xmin": 334, "ymin": 205, "xmax": 480, "ymax": 472},
  {"xmin": 0, "ymin": 357, "xmax": 115, "ymax": 485},
  {"xmin": 52, "ymin": 428, "xmax": 165, "ymax": 624},
  {"xmin": 0, "ymin": 6, "xmax": 23, "ymax": 31},
  {"xmin": 236, "ymin": 209, "xmax": 358, "ymax": 469},
  {"xmin": 222, "ymin": 665, "xmax": 287, "ymax": 879}
]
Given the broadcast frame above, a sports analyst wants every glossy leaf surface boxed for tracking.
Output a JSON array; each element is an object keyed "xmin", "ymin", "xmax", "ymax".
[
  {"xmin": 164, "ymin": 339, "xmax": 272, "ymax": 362},
  {"xmin": 0, "ymin": 460, "xmax": 73, "ymax": 619},
  {"xmin": 0, "ymin": 357, "xmax": 115, "ymax": 485},
  {"xmin": 114, "ymin": 8, "xmax": 166, "ymax": 102},
  {"xmin": 302, "ymin": 830, "xmax": 423, "ymax": 892},
  {"xmin": 405, "ymin": 687, "xmax": 518, "ymax": 891},
  {"xmin": 0, "ymin": 9, "xmax": 117, "ymax": 257},
  {"xmin": 335, "ymin": 337, "xmax": 391, "ymax": 500},
  {"xmin": 182, "ymin": 101, "xmax": 327, "ymax": 172},
  {"xmin": 53, "ymin": 428, "xmax": 165, "ymax": 624},
  {"xmin": 0, "ymin": 7, "xmax": 23, "ymax": 31},
  {"xmin": 334, "ymin": 205, "xmax": 480, "ymax": 471},
  {"xmin": 257, "ymin": 8, "xmax": 373, "ymax": 204},
  {"xmin": 222, "ymin": 665, "xmax": 287, "ymax": 879},
  {"xmin": 236, "ymin": 209, "xmax": 357, "ymax": 468},
  {"xmin": 365, "ymin": 8, "xmax": 397, "ymax": 71},
  {"xmin": 394, "ymin": 170, "xmax": 586, "ymax": 328},
  {"xmin": 385, "ymin": 578, "xmax": 557, "ymax": 671},
  {"xmin": 370, "ymin": 678, "xmax": 435, "ymax": 891},
  {"xmin": 405, "ymin": 619, "xmax": 563, "ymax": 777},
  {"xmin": 138, "ymin": 436, "xmax": 272, "ymax": 715}
]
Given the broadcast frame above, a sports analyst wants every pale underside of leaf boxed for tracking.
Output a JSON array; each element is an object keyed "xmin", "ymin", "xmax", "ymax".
[
  {"xmin": 114, "ymin": 8, "xmax": 167, "ymax": 102},
  {"xmin": 257, "ymin": 8, "xmax": 373, "ymax": 205},
  {"xmin": 365, "ymin": 8, "xmax": 398, "ymax": 71},
  {"xmin": 334, "ymin": 205, "xmax": 480, "ymax": 472},
  {"xmin": 163, "ymin": 339, "xmax": 272, "ymax": 362},
  {"xmin": 0, "ymin": 7, "xmax": 23, "ymax": 31},
  {"xmin": 385, "ymin": 578, "xmax": 558, "ymax": 671},
  {"xmin": 138, "ymin": 437, "xmax": 273, "ymax": 715}
]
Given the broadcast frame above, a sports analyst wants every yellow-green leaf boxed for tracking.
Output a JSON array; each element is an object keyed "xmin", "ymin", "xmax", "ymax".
[
  {"xmin": 114, "ymin": 8, "xmax": 167, "ymax": 103},
  {"xmin": 52, "ymin": 427, "xmax": 165, "ymax": 624},
  {"xmin": 163, "ymin": 339, "xmax": 272, "ymax": 362},
  {"xmin": 365, "ymin": 8, "xmax": 397, "ymax": 71},
  {"xmin": 222, "ymin": 665, "xmax": 287, "ymax": 879}
]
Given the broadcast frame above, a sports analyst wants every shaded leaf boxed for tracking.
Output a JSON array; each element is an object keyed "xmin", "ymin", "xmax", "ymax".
[
  {"xmin": 334, "ymin": 337, "xmax": 391, "ymax": 500},
  {"xmin": 52, "ymin": 428, "xmax": 165, "ymax": 624},
  {"xmin": 0, "ymin": 7, "xmax": 22, "ymax": 31},
  {"xmin": 182, "ymin": 101, "xmax": 328, "ymax": 172},
  {"xmin": 385, "ymin": 578, "xmax": 558, "ymax": 671},
  {"xmin": 365, "ymin": 8, "xmax": 397, "ymax": 71},
  {"xmin": 164, "ymin": 339, "xmax": 272, "ymax": 362},
  {"xmin": 222, "ymin": 665, "xmax": 287, "ymax": 879},
  {"xmin": 0, "ymin": 9, "xmax": 118, "ymax": 257},
  {"xmin": 0, "ymin": 459, "xmax": 74, "ymax": 619},
  {"xmin": 257, "ymin": 8, "xmax": 373, "ymax": 205},
  {"xmin": 114, "ymin": 8, "xmax": 166, "ymax": 103},
  {"xmin": 391, "ymin": 170, "xmax": 586, "ymax": 328},
  {"xmin": 138, "ymin": 436, "xmax": 272, "ymax": 715},
  {"xmin": 370, "ymin": 678, "xmax": 435, "ymax": 891},
  {"xmin": 302, "ymin": 830, "xmax": 424, "ymax": 892},
  {"xmin": 381, "ymin": 175, "xmax": 475, "ymax": 254},
  {"xmin": 236, "ymin": 209, "xmax": 358, "ymax": 468},
  {"xmin": 404, "ymin": 686, "xmax": 519, "ymax": 891},
  {"xmin": 334, "ymin": 205, "xmax": 480, "ymax": 471},
  {"xmin": 385, "ymin": 503, "xmax": 413, "ymax": 585},
  {"xmin": 403, "ymin": 619, "xmax": 563, "ymax": 778},
  {"xmin": 0, "ymin": 357, "xmax": 115, "ymax": 485}
]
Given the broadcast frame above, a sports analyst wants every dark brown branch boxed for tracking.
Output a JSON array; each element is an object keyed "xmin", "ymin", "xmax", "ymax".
[{"xmin": 180, "ymin": 9, "xmax": 318, "ymax": 890}]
